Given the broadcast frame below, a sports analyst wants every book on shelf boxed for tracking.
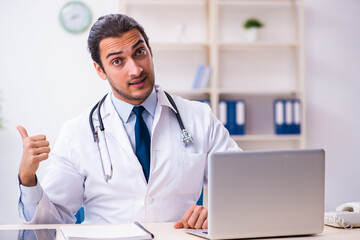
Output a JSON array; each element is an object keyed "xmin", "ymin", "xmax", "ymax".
[
  {"xmin": 274, "ymin": 99, "xmax": 301, "ymax": 135},
  {"xmin": 219, "ymin": 100, "xmax": 245, "ymax": 135},
  {"xmin": 60, "ymin": 222, "xmax": 154, "ymax": 240},
  {"xmin": 192, "ymin": 65, "xmax": 211, "ymax": 89},
  {"xmin": 199, "ymin": 65, "xmax": 211, "ymax": 88},
  {"xmin": 192, "ymin": 65, "xmax": 204, "ymax": 89}
]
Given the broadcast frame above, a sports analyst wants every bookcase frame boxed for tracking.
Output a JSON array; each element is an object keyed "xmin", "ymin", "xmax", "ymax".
[{"xmin": 118, "ymin": 0, "xmax": 305, "ymax": 150}]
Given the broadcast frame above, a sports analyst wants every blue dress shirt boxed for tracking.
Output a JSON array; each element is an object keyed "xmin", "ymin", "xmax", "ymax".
[{"xmin": 110, "ymin": 87, "xmax": 157, "ymax": 152}]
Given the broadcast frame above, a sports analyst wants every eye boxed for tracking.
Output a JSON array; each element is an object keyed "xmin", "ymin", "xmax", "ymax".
[
  {"xmin": 112, "ymin": 58, "xmax": 122, "ymax": 66},
  {"xmin": 135, "ymin": 48, "xmax": 146, "ymax": 56}
]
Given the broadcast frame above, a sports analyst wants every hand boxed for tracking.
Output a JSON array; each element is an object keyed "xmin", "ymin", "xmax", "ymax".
[
  {"xmin": 17, "ymin": 125, "xmax": 50, "ymax": 187},
  {"xmin": 174, "ymin": 204, "xmax": 208, "ymax": 229}
]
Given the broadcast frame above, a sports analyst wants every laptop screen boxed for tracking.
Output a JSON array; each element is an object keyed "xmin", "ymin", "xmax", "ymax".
[{"xmin": 206, "ymin": 149, "xmax": 325, "ymax": 239}]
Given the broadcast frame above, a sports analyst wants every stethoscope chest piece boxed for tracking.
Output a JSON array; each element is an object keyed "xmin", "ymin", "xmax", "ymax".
[{"xmin": 181, "ymin": 129, "xmax": 193, "ymax": 146}]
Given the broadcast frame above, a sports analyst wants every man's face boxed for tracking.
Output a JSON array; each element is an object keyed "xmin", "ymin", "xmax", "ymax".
[{"xmin": 94, "ymin": 29, "xmax": 155, "ymax": 105}]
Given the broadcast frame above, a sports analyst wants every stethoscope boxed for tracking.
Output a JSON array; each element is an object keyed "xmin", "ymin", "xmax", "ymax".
[{"xmin": 89, "ymin": 91, "xmax": 194, "ymax": 182}]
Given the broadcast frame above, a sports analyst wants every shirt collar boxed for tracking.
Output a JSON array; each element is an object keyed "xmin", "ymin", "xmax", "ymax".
[{"xmin": 110, "ymin": 87, "xmax": 157, "ymax": 123}]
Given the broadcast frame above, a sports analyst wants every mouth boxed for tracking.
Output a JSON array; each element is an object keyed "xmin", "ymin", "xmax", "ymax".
[{"xmin": 129, "ymin": 75, "xmax": 146, "ymax": 88}]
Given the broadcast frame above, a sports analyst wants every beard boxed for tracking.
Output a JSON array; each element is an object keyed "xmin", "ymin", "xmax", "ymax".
[{"xmin": 108, "ymin": 73, "xmax": 154, "ymax": 103}]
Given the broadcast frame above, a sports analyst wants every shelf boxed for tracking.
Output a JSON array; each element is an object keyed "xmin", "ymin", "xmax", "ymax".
[
  {"xmin": 231, "ymin": 134, "xmax": 301, "ymax": 142},
  {"xmin": 166, "ymin": 89, "xmax": 211, "ymax": 99},
  {"xmin": 218, "ymin": 89, "xmax": 300, "ymax": 96},
  {"xmin": 124, "ymin": 0, "xmax": 206, "ymax": 5},
  {"xmin": 151, "ymin": 42, "xmax": 210, "ymax": 49},
  {"xmin": 219, "ymin": 42, "xmax": 298, "ymax": 48},
  {"xmin": 219, "ymin": 0, "xmax": 297, "ymax": 4}
]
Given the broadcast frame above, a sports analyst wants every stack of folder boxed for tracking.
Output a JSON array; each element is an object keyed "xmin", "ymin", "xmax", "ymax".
[
  {"xmin": 218, "ymin": 100, "xmax": 245, "ymax": 135},
  {"xmin": 274, "ymin": 99, "xmax": 301, "ymax": 134}
]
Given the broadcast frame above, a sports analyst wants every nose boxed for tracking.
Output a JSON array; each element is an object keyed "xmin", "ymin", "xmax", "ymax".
[{"xmin": 127, "ymin": 58, "xmax": 143, "ymax": 77}]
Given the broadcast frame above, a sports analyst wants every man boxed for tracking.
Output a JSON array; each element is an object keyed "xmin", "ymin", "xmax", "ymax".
[{"xmin": 17, "ymin": 14, "xmax": 240, "ymax": 229}]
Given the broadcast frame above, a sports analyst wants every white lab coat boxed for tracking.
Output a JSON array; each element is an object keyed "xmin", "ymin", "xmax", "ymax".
[{"xmin": 23, "ymin": 85, "xmax": 240, "ymax": 224}]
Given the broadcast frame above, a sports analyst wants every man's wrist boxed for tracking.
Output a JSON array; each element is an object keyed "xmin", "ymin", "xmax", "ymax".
[{"xmin": 18, "ymin": 174, "xmax": 37, "ymax": 187}]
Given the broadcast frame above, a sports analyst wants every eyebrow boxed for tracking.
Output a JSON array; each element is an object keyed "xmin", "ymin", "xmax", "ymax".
[{"xmin": 105, "ymin": 39, "xmax": 145, "ymax": 59}]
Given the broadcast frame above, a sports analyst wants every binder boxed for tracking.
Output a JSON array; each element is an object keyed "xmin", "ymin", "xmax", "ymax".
[
  {"xmin": 293, "ymin": 99, "xmax": 301, "ymax": 134},
  {"xmin": 274, "ymin": 99, "xmax": 301, "ymax": 135},
  {"xmin": 219, "ymin": 100, "xmax": 245, "ymax": 135},
  {"xmin": 235, "ymin": 100, "xmax": 245, "ymax": 135},
  {"xmin": 274, "ymin": 100, "xmax": 285, "ymax": 134},
  {"xmin": 192, "ymin": 65, "xmax": 204, "ymax": 89},
  {"xmin": 219, "ymin": 100, "xmax": 227, "ymax": 127},
  {"xmin": 225, "ymin": 101, "xmax": 236, "ymax": 134},
  {"xmin": 285, "ymin": 100, "xmax": 293, "ymax": 134},
  {"xmin": 199, "ymin": 66, "xmax": 212, "ymax": 88}
]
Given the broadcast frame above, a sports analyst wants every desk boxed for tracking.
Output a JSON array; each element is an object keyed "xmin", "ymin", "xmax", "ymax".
[{"xmin": 0, "ymin": 223, "xmax": 360, "ymax": 240}]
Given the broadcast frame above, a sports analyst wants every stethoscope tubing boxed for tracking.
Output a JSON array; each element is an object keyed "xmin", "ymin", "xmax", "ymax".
[
  {"xmin": 164, "ymin": 91, "xmax": 186, "ymax": 131},
  {"xmin": 89, "ymin": 91, "xmax": 193, "ymax": 182},
  {"xmin": 89, "ymin": 93, "xmax": 108, "ymax": 142}
]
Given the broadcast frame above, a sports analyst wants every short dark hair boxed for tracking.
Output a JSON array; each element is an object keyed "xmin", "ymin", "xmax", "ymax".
[{"xmin": 87, "ymin": 14, "xmax": 150, "ymax": 71}]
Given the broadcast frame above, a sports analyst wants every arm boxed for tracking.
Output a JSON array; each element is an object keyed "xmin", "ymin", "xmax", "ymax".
[
  {"xmin": 16, "ymin": 125, "xmax": 51, "ymax": 222},
  {"xmin": 17, "ymin": 125, "xmax": 83, "ymax": 224},
  {"xmin": 18, "ymin": 177, "xmax": 43, "ymax": 222}
]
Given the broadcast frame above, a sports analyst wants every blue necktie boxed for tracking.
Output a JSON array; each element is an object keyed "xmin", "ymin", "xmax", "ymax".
[{"xmin": 133, "ymin": 106, "xmax": 151, "ymax": 182}]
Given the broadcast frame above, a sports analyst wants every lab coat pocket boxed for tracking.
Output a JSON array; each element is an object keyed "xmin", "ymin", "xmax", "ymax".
[{"xmin": 176, "ymin": 152, "xmax": 207, "ymax": 194}]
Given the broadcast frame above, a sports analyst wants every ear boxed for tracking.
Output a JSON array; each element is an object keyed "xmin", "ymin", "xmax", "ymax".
[{"xmin": 94, "ymin": 62, "xmax": 107, "ymax": 80}]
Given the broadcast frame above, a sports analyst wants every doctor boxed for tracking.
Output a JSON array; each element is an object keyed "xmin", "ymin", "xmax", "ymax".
[{"xmin": 17, "ymin": 14, "xmax": 240, "ymax": 229}]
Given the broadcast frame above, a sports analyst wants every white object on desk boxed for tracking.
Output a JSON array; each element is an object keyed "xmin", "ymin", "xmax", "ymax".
[
  {"xmin": 325, "ymin": 202, "xmax": 360, "ymax": 229},
  {"xmin": 60, "ymin": 222, "xmax": 153, "ymax": 240}
]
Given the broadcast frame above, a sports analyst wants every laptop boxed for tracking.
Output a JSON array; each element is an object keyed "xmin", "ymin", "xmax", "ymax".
[{"xmin": 186, "ymin": 149, "xmax": 325, "ymax": 239}]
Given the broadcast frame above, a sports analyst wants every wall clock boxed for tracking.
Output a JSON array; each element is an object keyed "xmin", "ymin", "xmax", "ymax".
[{"xmin": 59, "ymin": 1, "xmax": 92, "ymax": 34}]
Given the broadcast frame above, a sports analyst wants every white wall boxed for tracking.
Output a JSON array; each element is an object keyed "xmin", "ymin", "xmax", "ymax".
[
  {"xmin": 0, "ymin": 0, "xmax": 359, "ymax": 224},
  {"xmin": 304, "ymin": 0, "xmax": 360, "ymax": 211},
  {"xmin": 0, "ymin": 0, "xmax": 118, "ymax": 223}
]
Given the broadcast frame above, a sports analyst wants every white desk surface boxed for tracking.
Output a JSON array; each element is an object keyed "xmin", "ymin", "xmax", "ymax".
[{"xmin": 0, "ymin": 222, "xmax": 360, "ymax": 240}]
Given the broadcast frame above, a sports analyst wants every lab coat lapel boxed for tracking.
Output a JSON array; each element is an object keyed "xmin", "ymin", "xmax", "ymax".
[
  {"xmin": 148, "ymin": 86, "xmax": 179, "ymax": 193},
  {"xmin": 152, "ymin": 86, "xmax": 176, "ymax": 151},
  {"xmin": 99, "ymin": 94, "xmax": 148, "ymax": 189}
]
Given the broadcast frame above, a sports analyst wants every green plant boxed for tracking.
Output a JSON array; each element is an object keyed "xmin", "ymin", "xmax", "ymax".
[{"xmin": 243, "ymin": 18, "xmax": 264, "ymax": 29}]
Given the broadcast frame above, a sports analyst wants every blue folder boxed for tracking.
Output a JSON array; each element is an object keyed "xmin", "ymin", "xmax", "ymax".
[
  {"xmin": 274, "ymin": 99, "xmax": 301, "ymax": 135},
  {"xmin": 219, "ymin": 100, "xmax": 245, "ymax": 135}
]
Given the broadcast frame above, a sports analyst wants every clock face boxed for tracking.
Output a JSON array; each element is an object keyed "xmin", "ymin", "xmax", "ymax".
[{"xmin": 59, "ymin": 1, "xmax": 92, "ymax": 34}]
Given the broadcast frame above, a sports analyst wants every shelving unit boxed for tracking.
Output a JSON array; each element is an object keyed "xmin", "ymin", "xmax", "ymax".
[{"xmin": 118, "ymin": 0, "xmax": 305, "ymax": 150}]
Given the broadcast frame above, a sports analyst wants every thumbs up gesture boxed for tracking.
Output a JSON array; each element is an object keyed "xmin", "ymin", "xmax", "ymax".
[{"xmin": 16, "ymin": 126, "xmax": 50, "ymax": 186}]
